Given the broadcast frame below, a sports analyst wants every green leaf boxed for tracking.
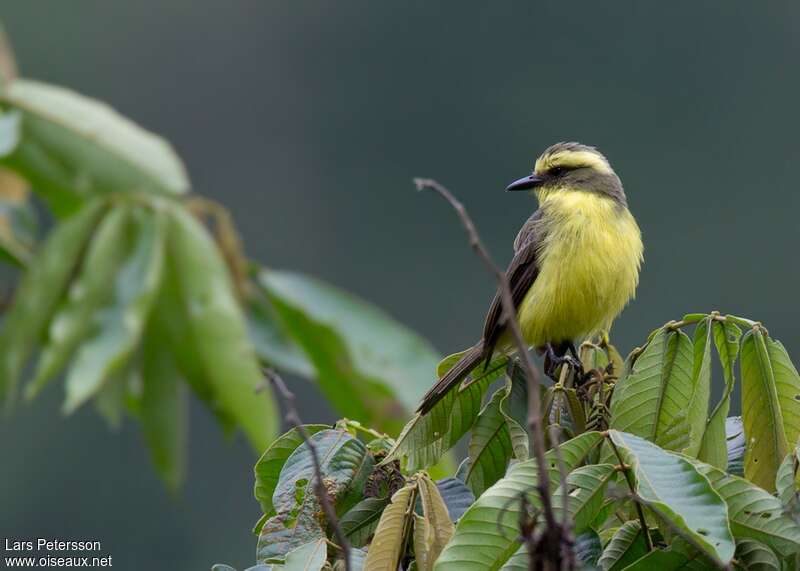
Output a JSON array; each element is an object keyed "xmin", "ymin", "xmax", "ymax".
[
  {"xmin": 740, "ymin": 328, "xmax": 800, "ymax": 492},
  {"xmin": 282, "ymin": 539, "xmax": 327, "ymax": 571},
  {"xmin": 363, "ymin": 482, "xmax": 416, "ymax": 571},
  {"xmin": 620, "ymin": 541, "xmax": 711, "ymax": 571},
  {"xmin": 257, "ymin": 269, "xmax": 441, "ymax": 434},
  {"xmin": 698, "ymin": 320, "xmax": 742, "ymax": 469},
  {"xmin": 609, "ymin": 328, "xmax": 697, "ymax": 453},
  {"xmin": 726, "ymin": 416, "xmax": 746, "ymax": 477},
  {"xmin": 414, "ymin": 475, "xmax": 455, "ymax": 571},
  {"xmin": 140, "ymin": 324, "xmax": 188, "ymax": 493},
  {"xmin": 733, "ymin": 539, "xmax": 780, "ymax": 571},
  {"xmin": 464, "ymin": 387, "xmax": 513, "ymax": 497},
  {"xmin": 272, "ymin": 430, "xmax": 374, "ymax": 517},
  {"xmin": 340, "ymin": 497, "xmax": 389, "ymax": 548},
  {"xmin": 684, "ymin": 318, "xmax": 713, "ymax": 458},
  {"xmin": 608, "ymin": 430, "xmax": 734, "ymax": 565},
  {"xmin": 27, "ymin": 205, "xmax": 131, "ymax": 398},
  {"xmin": 690, "ymin": 458, "xmax": 800, "ymax": 558},
  {"xmin": 775, "ymin": 446, "xmax": 800, "ymax": 506},
  {"xmin": 599, "ymin": 521, "xmax": 649, "ymax": 571},
  {"xmin": 254, "ymin": 425, "xmax": 329, "ymax": 515},
  {"xmin": 500, "ymin": 363, "xmax": 529, "ymax": 460},
  {"xmin": 167, "ymin": 206, "xmax": 276, "ymax": 451},
  {"xmin": 434, "ymin": 432, "xmax": 604, "ymax": 570},
  {"xmin": 385, "ymin": 353, "xmax": 508, "ymax": 472},
  {"xmin": 435, "ymin": 478, "xmax": 474, "ymax": 522},
  {"xmin": 0, "ymin": 197, "xmax": 106, "ymax": 405},
  {"xmin": 63, "ymin": 205, "xmax": 167, "ymax": 413},
  {"xmin": 247, "ymin": 294, "xmax": 314, "ymax": 379},
  {"xmin": 0, "ymin": 79, "xmax": 188, "ymax": 214},
  {"xmin": 553, "ymin": 463, "xmax": 617, "ymax": 534},
  {"xmin": 258, "ymin": 430, "xmax": 373, "ymax": 561}
]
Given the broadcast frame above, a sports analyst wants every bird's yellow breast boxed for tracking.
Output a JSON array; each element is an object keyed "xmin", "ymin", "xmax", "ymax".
[{"xmin": 517, "ymin": 191, "xmax": 643, "ymax": 347}]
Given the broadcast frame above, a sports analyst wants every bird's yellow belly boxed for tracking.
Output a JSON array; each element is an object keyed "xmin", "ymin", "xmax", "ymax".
[{"xmin": 517, "ymin": 193, "xmax": 642, "ymax": 348}]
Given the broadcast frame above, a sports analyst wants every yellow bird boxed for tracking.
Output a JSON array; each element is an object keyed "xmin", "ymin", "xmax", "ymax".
[{"xmin": 419, "ymin": 142, "xmax": 643, "ymax": 413}]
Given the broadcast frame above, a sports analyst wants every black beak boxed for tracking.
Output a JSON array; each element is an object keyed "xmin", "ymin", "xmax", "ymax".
[{"xmin": 506, "ymin": 174, "xmax": 544, "ymax": 192}]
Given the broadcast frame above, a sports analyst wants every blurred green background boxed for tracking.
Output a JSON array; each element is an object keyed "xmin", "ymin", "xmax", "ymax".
[{"xmin": 2, "ymin": 1, "xmax": 798, "ymax": 569}]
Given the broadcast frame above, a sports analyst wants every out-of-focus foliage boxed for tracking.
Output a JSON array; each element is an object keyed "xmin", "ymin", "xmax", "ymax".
[
  {"xmin": 0, "ymin": 44, "xmax": 442, "ymax": 488},
  {"xmin": 217, "ymin": 313, "xmax": 800, "ymax": 570}
]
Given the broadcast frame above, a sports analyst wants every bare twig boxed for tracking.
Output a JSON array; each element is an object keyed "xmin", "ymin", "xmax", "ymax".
[
  {"xmin": 414, "ymin": 178, "xmax": 571, "ymax": 571},
  {"xmin": 264, "ymin": 369, "xmax": 351, "ymax": 571}
]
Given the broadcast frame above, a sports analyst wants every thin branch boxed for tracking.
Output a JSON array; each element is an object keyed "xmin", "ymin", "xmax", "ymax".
[
  {"xmin": 264, "ymin": 369, "xmax": 351, "ymax": 571},
  {"xmin": 605, "ymin": 435, "xmax": 653, "ymax": 552},
  {"xmin": 414, "ymin": 177, "xmax": 571, "ymax": 571}
]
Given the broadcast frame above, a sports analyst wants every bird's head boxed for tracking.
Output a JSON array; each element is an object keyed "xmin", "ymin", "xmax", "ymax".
[{"xmin": 506, "ymin": 142, "xmax": 626, "ymax": 206}]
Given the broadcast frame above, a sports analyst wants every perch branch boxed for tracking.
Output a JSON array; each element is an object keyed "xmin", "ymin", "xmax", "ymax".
[
  {"xmin": 264, "ymin": 369, "xmax": 351, "ymax": 570},
  {"xmin": 414, "ymin": 177, "xmax": 572, "ymax": 571}
]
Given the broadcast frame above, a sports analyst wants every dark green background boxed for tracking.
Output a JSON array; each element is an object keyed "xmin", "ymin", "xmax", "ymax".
[{"xmin": 2, "ymin": 2, "xmax": 798, "ymax": 569}]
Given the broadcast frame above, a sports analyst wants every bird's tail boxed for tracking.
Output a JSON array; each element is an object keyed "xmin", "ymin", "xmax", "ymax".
[{"xmin": 417, "ymin": 342, "xmax": 484, "ymax": 414}]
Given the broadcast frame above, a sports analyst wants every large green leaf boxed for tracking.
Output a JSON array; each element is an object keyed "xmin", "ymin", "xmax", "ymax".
[
  {"xmin": 691, "ymin": 458, "xmax": 800, "ymax": 558},
  {"xmin": 698, "ymin": 320, "xmax": 742, "ymax": 469},
  {"xmin": 609, "ymin": 328, "xmax": 697, "ymax": 453},
  {"xmin": 363, "ymin": 482, "xmax": 416, "ymax": 571},
  {"xmin": 463, "ymin": 387, "xmax": 513, "ymax": 497},
  {"xmin": 599, "ymin": 522, "xmax": 649, "ymax": 571},
  {"xmin": 27, "ymin": 205, "xmax": 131, "ymax": 397},
  {"xmin": 257, "ymin": 269, "xmax": 441, "ymax": 434},
  {"xmin": 63, "ymin": 205, "xmax": 166, "ymax": 412},
  {"xmin": 0, "ymin": 197, "xmax": 106, "ymax": 405},
  {"xmin": 0, "ymin": 79, "xmax": 188, "ymax": 215},
  {"xmin": 167, "ymin": 206, "xmax": 276, "ymax": 451},
  {"xmin": 552, "ymin": 463, "xmax": 617, "ymax": 535},
  {"xmin": 257, "ymin": 429, "xmax": 373, "ymax": 561},
  {"xmin": 741, "ymin": 329, "xmax": 800, "ymax": 492},
  {"xmin": 281, "ymin": 540, "xmax": 327, "ymax": 571},
  {"xmin": 385, "ymin": 353, "xmax": 508, "ymax": 472},
  {"xmin": 733, "ymin": 539, "xmax": 780, "ymax": 571},
  {"xmin": 775, "ymin": 445, "xmax": 800, "ymax": 507},
  {"xmin": 608, "ymin": 430, "xmax": 734, "ymax": 565},
  {"xmin": 254, "ymin": 425, "xmax": 329, "ymax": 515},
  {"xmin": 434, "ymin": 432, "xmax": 604, "ymax": 570},
  {"xmin": 247, "ymin": 294, "xmax": 314, "ymax": 380},
  {"xmin": 140, "ymin": 324, "xmax": 188, "ymax": 493}
]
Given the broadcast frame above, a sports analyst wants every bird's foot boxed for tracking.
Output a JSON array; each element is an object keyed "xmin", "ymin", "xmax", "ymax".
[{"xmin": 543, "ymin": 343, "xmax": 584, "ymax": 383}]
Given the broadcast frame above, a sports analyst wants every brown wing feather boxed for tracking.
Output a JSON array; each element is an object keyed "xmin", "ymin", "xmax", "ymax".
[{"xmin": 481, "ymin": 210, "xmax": 544, "ymax": 361}]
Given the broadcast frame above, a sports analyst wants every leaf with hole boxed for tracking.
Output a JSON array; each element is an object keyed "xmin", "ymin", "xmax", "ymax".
[
  {"xmin": 741, "ymin": 328, "xmax": 800, "ymax": 492},
  {"xmin": 608, "ymin": 430, "xmax": 734, "ymax": 565},
  {"xmin": 254, "ymin": 425, "xmax": 329, "ymax": 515}
]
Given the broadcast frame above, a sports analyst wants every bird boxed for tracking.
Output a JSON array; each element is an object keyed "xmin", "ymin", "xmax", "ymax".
[{"xmin": 418, "ymin": 142, "xmax": 643, "ymax": 414}]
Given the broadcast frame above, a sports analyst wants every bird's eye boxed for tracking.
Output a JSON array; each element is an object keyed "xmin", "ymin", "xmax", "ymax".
[{"xmin": 549, "ymin": 166, "xmax": 565, "ymax": 176}]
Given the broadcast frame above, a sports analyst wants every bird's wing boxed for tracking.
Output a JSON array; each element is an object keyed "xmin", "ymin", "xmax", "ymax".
[{"xmin": 481, "ymin": 209, "xmax": 544, "ymax": 361}]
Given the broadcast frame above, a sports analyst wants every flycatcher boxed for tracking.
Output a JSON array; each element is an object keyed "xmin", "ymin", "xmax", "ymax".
[{"xmin": 419, "ymin": 142, "xmax": 643, "ymax": 413}]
